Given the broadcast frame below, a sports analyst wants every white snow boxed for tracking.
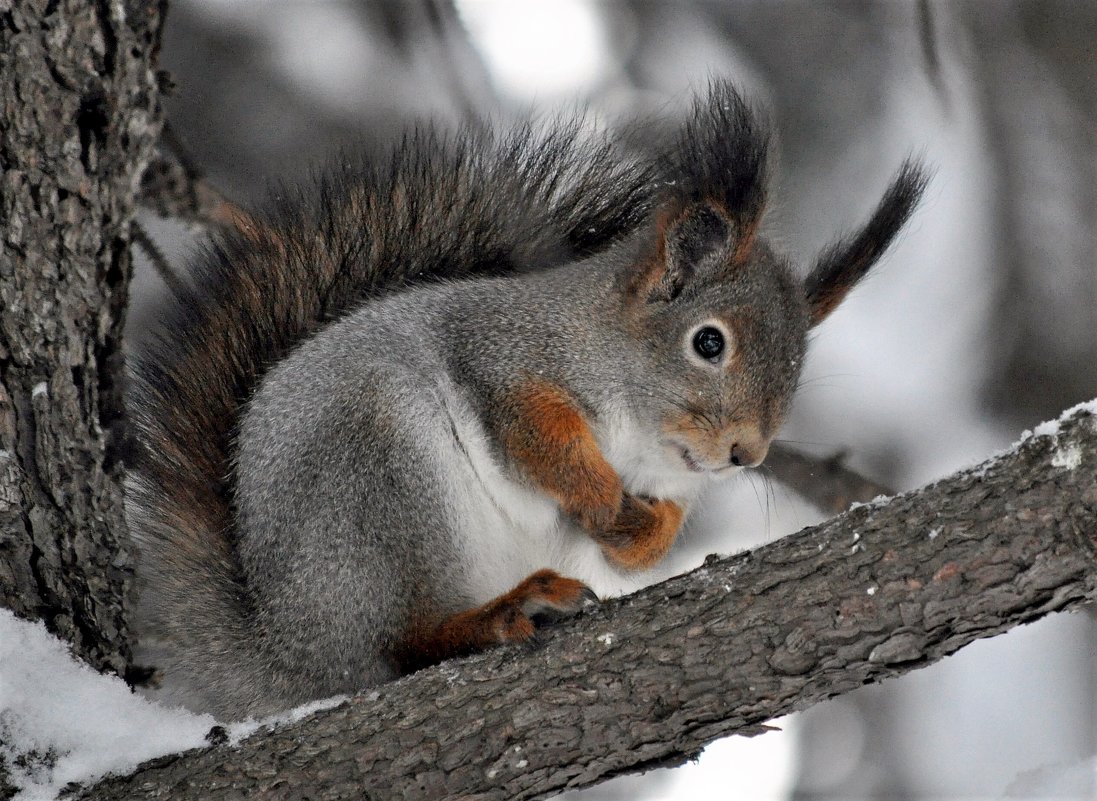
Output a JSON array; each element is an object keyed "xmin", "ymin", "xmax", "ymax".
[
  {"xmin": 1052, "ymin": 443, "xmax": 1083, "ymax": 471},
  {"xmin": 30, "ymin": 383, "xmax": 47, "ymax": 399},
  {"xmin": 226, "ymin": 694, "xmax": 348, "ymax": 746},
  {"xmin": 0, "ymin": 610, "xmax": 348, "ymax": 800},
  {"xmin": 961, "ymin": 398, "xmax": 1096, "ymax": 480},
  {"xmin": 847, "ymin": 494, "xmax": 893, "ymax": 512},
  {"xmin": 0, "ymin": 609, "xmax": 214, "ymax": 800},
  {"xmin": 1012, "ymin": 398, "xmax": 1097, "ymax": 451}
]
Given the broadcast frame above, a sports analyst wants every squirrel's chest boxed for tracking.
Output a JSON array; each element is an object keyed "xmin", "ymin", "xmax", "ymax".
[{"xmin": 440, "ymin": 398, "xmax": 660, "ymax": 601}]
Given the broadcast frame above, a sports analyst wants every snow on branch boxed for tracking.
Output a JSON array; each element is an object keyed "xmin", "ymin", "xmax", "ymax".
[{"xmin": 65, "ymin": 400, "xmax": 1097, "ymax": 800}]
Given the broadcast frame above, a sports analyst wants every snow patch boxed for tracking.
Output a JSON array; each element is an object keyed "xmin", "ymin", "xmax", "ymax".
[
  {"xmin": 1021, "ymin": 400, "xmax": 1094, "ymax": 472},
  {"xmin": 847, "ymin": 494, "xmax": 893, "ymax": 511},
  {"xmin": 226, "ymin": 694, "xmax": 348, "ymax": 745},
  {"xmin": 30, "ymin": 382, "xmax": 47, "ymax": 399},
  {"xmin": 596, "ymin": 632, "xmax": 615, "ymax": 647},
  {"xmin": 0, "ymin": 609, "xmax": 214, "ymax": 800},
  {"xmin": 1051, "ymin": 443, "xmax": 1083, "ymax": 471},
  {"xmin": 1015, "ymin": 398, "xmax": 1097, "ymax": 449},
  {"xmin": 0, "ymin": 610, "xmax": 350, "ymax": 800},
  {"xmin": 964, "ymin": 399, "xmax": 1096, "ymax": 479}
]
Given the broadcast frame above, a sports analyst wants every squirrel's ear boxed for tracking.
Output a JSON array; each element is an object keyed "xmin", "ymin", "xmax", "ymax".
[
  {"xmin": 804, "ymin": 160, "xmax": 930, "ymax": 325},
  {"xmin": 632, "ymin": 82, "xmax": 771, "ymax": 302},
  {"xmin": 630, "ymin": 82, "xmax": 772, "ymax": 303},
  {"xmin": 633, "ymin": 202, "xmax": 729, "ymax": 302}
]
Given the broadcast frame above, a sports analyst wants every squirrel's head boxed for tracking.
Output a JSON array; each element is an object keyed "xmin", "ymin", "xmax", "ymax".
[{"xmin": 615, "ymin": 83, "xmax": 928, "ymax": 475}]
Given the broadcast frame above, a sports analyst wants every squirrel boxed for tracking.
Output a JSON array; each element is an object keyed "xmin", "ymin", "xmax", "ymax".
[{"xmin": 127, "ymin": 82, "xmax": 927, "ymax": 720}]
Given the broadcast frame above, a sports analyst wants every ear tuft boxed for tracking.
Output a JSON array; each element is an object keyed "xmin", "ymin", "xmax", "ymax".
[
  {"xmin": 804, "ymin": 159, "xmax": 931, "ymax": 325},
  {"xmin": 633, "ymin": 82, "xmax": 771, "ymax": 303},
  {"xmin": 665, "ymin": 81, "xmax": 770, "ymax": 228}
]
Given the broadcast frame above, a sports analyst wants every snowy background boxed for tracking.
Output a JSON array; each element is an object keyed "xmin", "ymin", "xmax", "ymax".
[{"xmin": 5, "ymin": 1, "xmax": 1096, "ymax": 799}]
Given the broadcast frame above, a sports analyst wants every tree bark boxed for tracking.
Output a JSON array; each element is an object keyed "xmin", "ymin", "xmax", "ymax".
[
  {"xmin": 0, "ymin": 0, "xmax": 164, "ymax": 674},
  {"xmin": 77, "ymin": 402, "xmax": 1097, "ymax": 801}
]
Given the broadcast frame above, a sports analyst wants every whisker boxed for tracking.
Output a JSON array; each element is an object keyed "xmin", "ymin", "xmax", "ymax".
[
  {"xmin": 793, "ymin": 383, "xmax": 844, "ymax": 396},
  {"xmin": 745, "ymin": 471, "xmax": 773, "ymax": 537},
  {"xmin": 757, "ymin": 464, "xmax": 792, "ymax": 506},
  {"xmin": 796, "ymin": 372, "xmax": 857, "ymax": 386},
  {"xmin": 744, "ymin": 470, "xmax": 767, "ymax": 523},
  {"xmin": 772, "ymin": 437, "xmax": 836, "ymax": 450}
]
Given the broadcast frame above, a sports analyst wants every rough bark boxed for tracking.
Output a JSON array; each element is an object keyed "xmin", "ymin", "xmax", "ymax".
[
  {"xmin": 0, "ymin": 0, "xmax": 164, "ymax": 674},
  {"xmin": 78, "ymin": 403, "xmax": 1097, "ymax": 801}
]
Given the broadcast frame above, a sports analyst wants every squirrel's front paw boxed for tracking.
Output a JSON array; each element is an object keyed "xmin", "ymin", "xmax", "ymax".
[
  {"xmin": 563, "ymin": 469, "xmax": 624, "ymax": 534},
  {"xmin": 462, "ymin": 570, "xmax": 600, "ymax": 647},
  {"xmin": 598, "ymin": 494, "xmax": 684, "ymax": 571}
]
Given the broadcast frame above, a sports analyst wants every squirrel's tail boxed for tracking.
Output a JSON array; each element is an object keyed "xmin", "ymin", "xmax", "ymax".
[{"xmin": 126, "ymin": 119, "xmax": 660, "ymax": 716}]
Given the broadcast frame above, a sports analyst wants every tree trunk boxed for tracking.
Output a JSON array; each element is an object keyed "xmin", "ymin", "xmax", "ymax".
[
  {"xmin": 0, "ymin": 0, "xmax": 164, "ymax": 674},
  {"xmin": 77, "ymin": 403, "xmax": 1097, "ymax": 801}
]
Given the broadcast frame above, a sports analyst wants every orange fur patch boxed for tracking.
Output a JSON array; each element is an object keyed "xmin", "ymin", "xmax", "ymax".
[
  {"xmin": 396, "ymin": 569, "xmax": 592, "ymax": 671},
  {"xmin": 600, "ymin": 495, "xmax": 684, "ymax": 571},
  {"xmin": 502, "ymin": 380, "xmax": 622, "ymax": 533},
  {"xmin": 731, "ymin": 215, "xmax": 760, "ymax": 265},
  {"xmin": 624, "ymin": 205, "xmax": 674, "ymax": 301},
  {"xmin": 807, "ymin": 287, "xmax": 849, "ymax": 325}
]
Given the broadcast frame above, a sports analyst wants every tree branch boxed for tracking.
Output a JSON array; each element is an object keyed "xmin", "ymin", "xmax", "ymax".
[
  {"xmin": 137, "ymin": 121, "xmax": 244, "ymax": 232},
  {"xmin": 765, "ymin": 443, "xmax": 895, "ymax": 514},
  {"xmin": 78, "ymin": 402, "xmax": 1097, "ymax": 800}
]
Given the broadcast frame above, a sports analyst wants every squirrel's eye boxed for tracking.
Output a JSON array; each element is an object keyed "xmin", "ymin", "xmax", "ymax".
[{"xmin": 692, "ymin": 327, "xmax": 725, "ymax": 360}]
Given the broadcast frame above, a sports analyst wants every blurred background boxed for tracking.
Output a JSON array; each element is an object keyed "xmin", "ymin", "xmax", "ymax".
[{"xmin": 130, "ymin": 1, "xmax": 1097, "ymax": 798}]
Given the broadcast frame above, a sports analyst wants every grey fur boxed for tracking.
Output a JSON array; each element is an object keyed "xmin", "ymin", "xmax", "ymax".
[{"xmin": 211, "ymin": 232, "xmax": 807, "ymax": 717}]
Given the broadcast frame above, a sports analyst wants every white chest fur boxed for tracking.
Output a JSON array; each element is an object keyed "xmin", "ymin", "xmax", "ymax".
[{"xmin": 438, "ymin": 388, "xmax": 707, "ymax": 602}]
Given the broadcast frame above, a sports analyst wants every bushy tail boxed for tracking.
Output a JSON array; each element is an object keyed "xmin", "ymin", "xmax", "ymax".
[{"xmin": 126, "ymin": 118, "xmax": 662, "ymax": 715}]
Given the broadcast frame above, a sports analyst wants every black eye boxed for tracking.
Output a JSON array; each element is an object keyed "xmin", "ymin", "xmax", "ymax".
[{"xmin": 692, "ymin": 326, "xmax": 725, "ymax": 361}]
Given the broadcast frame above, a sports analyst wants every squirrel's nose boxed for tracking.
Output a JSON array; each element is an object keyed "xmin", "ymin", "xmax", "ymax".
[{"xmin": 730, "ymin": 440, "xmax": 769, "ymax": 468}]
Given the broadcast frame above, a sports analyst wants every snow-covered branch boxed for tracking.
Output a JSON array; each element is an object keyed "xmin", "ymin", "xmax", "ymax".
[{"xmin": 75, "ymin": 401, "xmax": 1097, "ymax": 801}]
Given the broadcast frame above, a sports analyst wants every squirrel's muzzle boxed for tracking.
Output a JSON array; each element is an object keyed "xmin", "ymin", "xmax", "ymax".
[{"xmin": 726, "ymin": 421, "xmax": 769, "ymax": 468}]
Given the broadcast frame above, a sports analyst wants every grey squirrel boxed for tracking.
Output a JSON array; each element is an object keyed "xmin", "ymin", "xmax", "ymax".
[{"xmin": 127, "ymin": 82, "xmax": 927, "ymax": 720}]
